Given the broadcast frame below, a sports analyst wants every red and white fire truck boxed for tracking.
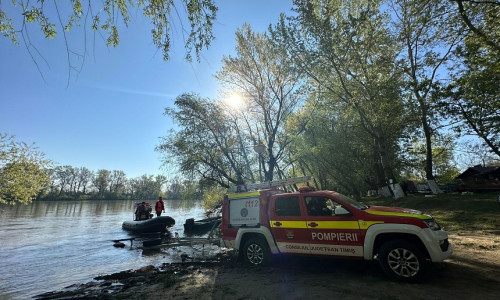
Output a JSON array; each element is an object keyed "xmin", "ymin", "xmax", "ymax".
[{"xmin": 221, "ymin": 176, "xmax": 453, "ymax": 282}]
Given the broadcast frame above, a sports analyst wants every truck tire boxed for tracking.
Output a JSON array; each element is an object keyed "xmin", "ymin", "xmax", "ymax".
[
  {"xmin": 243, "ymin": 238, "xmax": 270, "ymax": 266},
  {"xmin": 378, "ymin": 240, "xmax": 427, "ymax": 282}
]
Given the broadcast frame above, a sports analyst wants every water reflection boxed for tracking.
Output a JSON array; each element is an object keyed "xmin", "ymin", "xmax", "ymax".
[{"xmin": 0, "ymin": 199, "xmax": 208, "ymax": 300}]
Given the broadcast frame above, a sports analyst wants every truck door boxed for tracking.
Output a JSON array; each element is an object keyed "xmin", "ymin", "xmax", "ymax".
[
  {"xmin": 269, "ymin": 195, "xmax": 310, "ymax": 254},
  {"xmin": 305, "ymin": 196, "xmax": 364, "ymax": 257}
]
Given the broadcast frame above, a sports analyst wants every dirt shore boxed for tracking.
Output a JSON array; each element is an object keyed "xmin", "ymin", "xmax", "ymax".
[{"xmin": 35, "ymin": 233, "xmax": 499, "ymax": 300}]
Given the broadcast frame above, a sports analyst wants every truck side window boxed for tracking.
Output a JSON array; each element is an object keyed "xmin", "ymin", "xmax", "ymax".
[
  {"xmin": 306, "ymin": 197, "xmax": 333, "ymax": 216},
  {"xmin": 275, "ymin": 196, "xmax": 301, "ymax": 216}
]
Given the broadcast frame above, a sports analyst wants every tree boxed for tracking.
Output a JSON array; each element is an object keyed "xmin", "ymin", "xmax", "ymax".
[
  {"xmin": 452, "ymin": 0, "xmax": 500, "ymax": 52},
  {"xmin": 389, "ymin": 0, "xmax": 464, "ymax": 194},
  {"xmin": 0, "ymin": 133, "xmax": 50, "ymax": 205},
  {"xmin": 109, "ymin": 170, "xmax": 127, "ymax": 194},
  {"xmin": 274, "ymin": 0, "xmax": 407, "ymax": 198},
  {"xmin": 0, "ymin": 0, "xmax": 217, "ymax": 81},
  {"xmin": 158, "ymin": 25, "xmax": 305, "ymax": 189},
  {"xmin": 77, "ymin": 167, "xmax": 93, "ymax": 194},
  {"xmin": 154, "ymin": 174, "xmax": 167, "ymax": 196},
  {"xmin": 286, "ymin": 98, "xmax": 376, "ymax": 200},
  {"xmin": 442, "ymin": 0, "xmax": 500, "ymax": 158},
  {"xmin": 455, "ymin": 140, "xmax": 500, "ymax": 169},
  {"xmin": 132, "ymin": 174, "xmax": 164, "ymax": 199},
  {"xmin": 215, "ymin": 24, "xmax": 305, "ymax": 182},
  {"xmin": 93, "ymin": 169, "xmax": 111, "ymax": 197},
  {"xmin": 53, "ymin": 165, "xmax": 75, "ymax": 196},
  {"xmin": 401, "ymin": 134, "xmax": 460, "ymax": 185},
  {"xmin": 158, "ymin": 93, "xmax": 247, "ymax": 188},
  {"xmin": 164, "ymin": 177, "xmax": 181, "ymax": 199}
]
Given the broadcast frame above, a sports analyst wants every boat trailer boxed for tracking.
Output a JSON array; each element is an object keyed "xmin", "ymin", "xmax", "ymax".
[
  {"xmin": 112, "ymin": 219, "xmax": 221, "ymax": 250},
  {"xmin": 144, "ymin": 219, "xmax": 221, "ymax": 250}
]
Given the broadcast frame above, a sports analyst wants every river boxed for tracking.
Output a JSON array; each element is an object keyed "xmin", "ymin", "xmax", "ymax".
[{"xmin": 0, "ymin": 199, "xmax": 214, "ymax": 299}]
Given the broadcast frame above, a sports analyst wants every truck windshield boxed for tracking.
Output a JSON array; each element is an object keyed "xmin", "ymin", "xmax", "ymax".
[{"xmin": 335, "ymin": 194, "xmax": 369, "ymax": 210}]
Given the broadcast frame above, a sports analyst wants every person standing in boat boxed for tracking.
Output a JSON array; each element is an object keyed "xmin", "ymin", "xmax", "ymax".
[
  {"xmin": 155, "ymin": 197, "xmax": 165, "ymax": 217},
  {"xmin": 135, "ymin": 202, "xmax": 147, "ymax": 220}
]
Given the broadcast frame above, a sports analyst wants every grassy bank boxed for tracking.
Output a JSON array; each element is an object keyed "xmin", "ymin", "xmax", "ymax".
[{"xmin": 362, "ymin": 192, "xmax": 500, "ymax": 234}]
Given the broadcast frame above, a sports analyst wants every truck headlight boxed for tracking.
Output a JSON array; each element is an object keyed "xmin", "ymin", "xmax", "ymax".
[{"xmin": 424, "ymin": 219, "xmax": 441, "ymax": 231}]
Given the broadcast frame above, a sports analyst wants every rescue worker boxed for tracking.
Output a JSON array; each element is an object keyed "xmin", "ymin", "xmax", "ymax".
[
  {"xmin": 155, "ymin": 196, "xmax": 165, "ymax": 217},
  {"xmin": 308, "ymin": 198, "xmax": 332, "ymax": 216},
  {"xmin": 135, "ymin": 202, "xmax": 147, "ymax": 220}
]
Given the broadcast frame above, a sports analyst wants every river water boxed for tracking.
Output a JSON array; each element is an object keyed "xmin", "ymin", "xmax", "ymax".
[{"xmin": 0, "ymin": 199, "xmax": 215, "ymax": 299}]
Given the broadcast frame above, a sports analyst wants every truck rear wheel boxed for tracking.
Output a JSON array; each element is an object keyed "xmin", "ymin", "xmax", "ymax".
[
  {"xmin": 378, "ymin": 240, "xmax": 427, "ymax": 282},
  {"xmin": 243, "ymin": 238, "xmax": 270, "ymax": 266}
]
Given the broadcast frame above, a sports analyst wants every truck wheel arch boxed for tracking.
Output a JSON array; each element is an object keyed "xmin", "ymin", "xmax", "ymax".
[
  {"xmin": 364, "ymin": 224, "xmax": 430, "ymax": 260},
  {"xmin": 235, "ymin": 227, "xmax": 279, "ymax": 255}
]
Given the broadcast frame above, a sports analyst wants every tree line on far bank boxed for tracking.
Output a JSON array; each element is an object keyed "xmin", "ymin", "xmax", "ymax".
[
  {"xmin": 39, "ymin": 165, "xmax": 189, "ymax": 201},
  {"xmin": 0, "ymin": 134, "xmax": 198, "ymax": 205}
]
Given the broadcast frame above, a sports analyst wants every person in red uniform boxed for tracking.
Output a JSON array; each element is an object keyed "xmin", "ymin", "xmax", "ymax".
[{"xmin": 155, "ymin": 197, "xmax": 165, "ymax": 217}]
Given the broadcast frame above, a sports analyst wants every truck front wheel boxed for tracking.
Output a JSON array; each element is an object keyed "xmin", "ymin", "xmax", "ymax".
[
  {"xmin": 243, "ymin": 238, "xmax": 270, "ymax": 266},
  {"xmin": 378, "ymin": 240, "xmax": 427, "ymax": 282}
]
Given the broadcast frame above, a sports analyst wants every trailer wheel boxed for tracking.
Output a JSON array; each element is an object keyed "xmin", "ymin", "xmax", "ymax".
[
  {"xmin": 378, "ymin": 240, "xmax": 427, "ymax": 282},
  {"xmin": 243, "ymin": 238, "xmax": 270, "ymax": 266}
]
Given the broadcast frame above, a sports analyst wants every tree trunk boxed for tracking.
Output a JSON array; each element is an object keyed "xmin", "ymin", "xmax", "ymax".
[
  {"xmin": 421, "ymin": 104, "xmax": 443, "ymax": 194},
  {"xmin": 374, "ymin": 131, "xmax": 405, "ymax": 199}
]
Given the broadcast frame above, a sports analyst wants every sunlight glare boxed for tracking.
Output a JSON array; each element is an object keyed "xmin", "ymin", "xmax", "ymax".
[{"xmin": 225, "ymin": 93, "xmax": 245, "ymax": 110}]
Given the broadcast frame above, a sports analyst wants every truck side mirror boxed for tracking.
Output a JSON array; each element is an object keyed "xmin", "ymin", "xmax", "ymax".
[{"xmin": 334, "ymin": 206, "xmax": 351, "ymax": 216}]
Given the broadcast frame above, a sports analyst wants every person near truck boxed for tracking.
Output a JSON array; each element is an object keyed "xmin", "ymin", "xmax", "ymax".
[{"xmin": 155, "ymin": 197, "xmax": 165, "ymax": 217}]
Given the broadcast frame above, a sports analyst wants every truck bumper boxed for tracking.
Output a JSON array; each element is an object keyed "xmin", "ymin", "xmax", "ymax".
[{"xmin": 421, "ymin": 228, "xmax": 453, "ymax": 262}]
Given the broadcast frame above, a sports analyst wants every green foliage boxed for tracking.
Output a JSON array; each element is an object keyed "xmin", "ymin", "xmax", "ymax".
[
  {"xmin": 157, "ymin": 93, "xmax": 249, "ymax": 188},
  {"xmin": 401, "ymin": 134, "xmax": 460, "ymax": 185},
  {"xmin": 4, "ymin": 0, "xmax": 498, "ymax": 201},
  {"xmin": 158, "ymin": 23, "xmax": 305, "ymax": 189},
  {"xmin": 0, "ymin": 10, "xmax": 17, "ymax": 43},
  {"xmin": 180, "ymin": 181, "xmax": 200, "ymax": 201},
  {"xmin": 273, "ymin": 0, "xmax": 406, "ymax": 195},
  {"xmin": 23, "ymin": 8, "xmax": 42, "ymax": 23},
  {"xmin": 130, "ymin": 174, "xmax": 167, "ymax": 200},
  {"xmin": 2, "ymin": 0, "xmax": 217, "ymax": 62},
  {"xmin": 183, "ymin": 0, "xmax": 218, "ymax": 61},
  {"xmin": 40, "ymin": 164, "xmax": 168, "ymax": 201},
  {"xmin": 441, "ymin": 2, "xmax": 500, "ymax": 157},
  {"xmin": 179, "ymin": 180, "xmax": 203, "ymax": 209},
  {"xmin": 21, "ymin": 7, "xmax": 57, "ymax": 39},
  {"xmin": 389, "ymin": 0, "xmax": 462, "ymax": 182},
  {"xmin": 215, "ymin": 24, "xmax": 304, "ymax": 182},
  {"xmin": 286, "ymin": 99, "xmax": 375, "ymax": 198},
  {"xmin": 93, "ymin": 169, "xmax": 111, "ymax": 197},
  {"xmin": 202, "ymin": 185, "xmax": 225, "ymax": 211},
  {"xmin": 0, "ymin": 133, "xmax": 51, "ymax": 205}
]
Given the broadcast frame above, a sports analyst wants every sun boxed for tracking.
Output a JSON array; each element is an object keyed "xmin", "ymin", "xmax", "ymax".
[{"xmin": 224, "ymin": 92, "xmax": 245, "ymax": 110}]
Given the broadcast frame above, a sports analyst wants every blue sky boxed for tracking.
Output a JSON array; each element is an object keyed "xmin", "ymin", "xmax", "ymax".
[{"xmin": 0, "ymin": 1, "xmax": 294, "ymax": 178}]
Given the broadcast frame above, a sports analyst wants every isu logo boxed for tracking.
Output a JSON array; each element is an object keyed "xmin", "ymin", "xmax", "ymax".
[{"xmin": 240, "ymin": 208, "xmax": 248, "ymax": 217}]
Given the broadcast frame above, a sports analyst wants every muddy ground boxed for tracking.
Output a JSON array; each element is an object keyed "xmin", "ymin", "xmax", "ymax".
[{"xmin": 35, "ymin": 233, "xmax": 499, "ymax": 300}]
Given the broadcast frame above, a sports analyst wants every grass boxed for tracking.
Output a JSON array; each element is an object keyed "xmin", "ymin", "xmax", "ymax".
[{"xmin": 361, "ymin": 192, "xmax": 500, "ymax": 234}]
